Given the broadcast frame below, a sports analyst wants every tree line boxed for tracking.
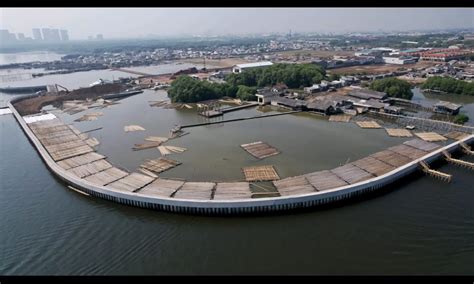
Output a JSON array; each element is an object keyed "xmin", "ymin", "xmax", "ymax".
[
  {"xmin": 369, "ymin": 77, "xmax": 414, "ymax": 100},
  {"xmin": 168, "ymin": 63, "xmax": 325, "ymax": 103},
  {"xmin": 421, "ymin": 76, "xmax": 474, "ymax": 96}
]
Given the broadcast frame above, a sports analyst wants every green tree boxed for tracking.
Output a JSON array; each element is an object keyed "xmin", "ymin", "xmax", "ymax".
[
  {"xmin": 225, "ymin": 63, "xmax": 325, "ymax": 89},
  {"xmin": 422, "ymin": 76, "xmax": 474, "ymax": 96},
  {"xmin": 369, "ymin": 78, "xmax": 413, "ymax": 100},
  {"xmin": 236, "ymin": 85, "xmax": 258, "ymax": 101},
  {"xmin": 454, "ymin": 114, "xmax": 469, "ymax": 125}
]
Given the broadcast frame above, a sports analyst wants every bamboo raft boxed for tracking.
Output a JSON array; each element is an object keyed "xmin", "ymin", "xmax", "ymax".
[
  {"xmin": 445, "ymin": 131, "xmax": 470, "ymax": 141},
  {"xmin": 356, "ymin": 121, "xmax": 382, "ymax": 129},
  {"xmin": 240, "ymin": 141, "xmax": 280, "ymax": 159},
  {"xmin": 242, "ymin": 165, "xmax": 280, "ymax": 182},
  {"xmin": 415, "ymin": 132, "xmax": 447, "ymax": 142},
  {"xmin": 385, "ymin": 128, "xmax": 413, "ymax": 137}
]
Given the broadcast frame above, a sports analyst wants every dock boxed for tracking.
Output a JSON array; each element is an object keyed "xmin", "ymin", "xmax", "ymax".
[
  {"xmin": 199, "ymin": 101, "xmax": 259, "ymax": 117},
  {"xmin": 419, "ymin": 161, "xmax": 452, "ymax": 182},
  {"xmin": 181, "ymin": 110, "xmax": 301, "ymax": 129}
]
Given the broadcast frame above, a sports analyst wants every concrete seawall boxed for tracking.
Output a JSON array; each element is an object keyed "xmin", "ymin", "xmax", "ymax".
[{"xmin": 8, "ymin": 95, "xmax": 474, "ymax": 215}]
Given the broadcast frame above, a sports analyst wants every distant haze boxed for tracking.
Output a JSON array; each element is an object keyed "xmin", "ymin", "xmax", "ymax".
[{"xmin": 1, "ymin": 8, "xmax": 473, "ymax": 40}]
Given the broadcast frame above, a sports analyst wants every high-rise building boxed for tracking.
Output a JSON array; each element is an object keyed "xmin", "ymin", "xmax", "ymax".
[
  {"xmin": 96, "ymin": 34, "xmax": 104, "ymax": 40},
  {"xmin": 42, "ymin": 28, "xmax": 52, "ymax": 41},
  {"xmin": 0, "ymin": 29, "xmax": 16, "ymax": 44},
  {"xmin": 50, "ymin": 29, "xmax": 61, "ymax": 42},
  {"xmin": 17, "ymin": 33, "xmax": 25, "ymax": 40},
  {"xmin": 60, "ymin": 30, "xmax": 69, "ymax": 41},
  {"xmin": 32, "ymin": 28, "xmax": 43, "ymax": 41}
]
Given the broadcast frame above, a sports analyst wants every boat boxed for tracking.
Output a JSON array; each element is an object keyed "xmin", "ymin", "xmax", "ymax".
[{"xmin": 102, "ymin": 90, "xmax": 144, "ymax": 100}]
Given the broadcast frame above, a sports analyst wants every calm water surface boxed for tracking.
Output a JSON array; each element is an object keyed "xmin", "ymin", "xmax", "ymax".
[{"xmin": 1, "ymin": 64, "xmax": 473, "ymax": 275}]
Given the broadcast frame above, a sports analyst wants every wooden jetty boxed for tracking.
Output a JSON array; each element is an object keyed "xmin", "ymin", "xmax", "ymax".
[
  {"xmin": 199, "ymin": 102, "xmax": 259, "ymax": 118},
  {"xmin": 242, "ymin": 165, "xmax": 280, "ymax": 182},
  {"xmin": 460, "ymin": 142, "xmax": 474, "ymax": 155},
  {"xmin": 180, "ymin": 111, "xmax": 301, "ymax": 129},
  {"xmin": 356, "ymin": 121, "xmax": 382, "ymax": 129},
  {"xmin": 419, "ymin": 161, "xmax": 452, "ymax": 182},
  {"xmin": 240, "ymin": 141, "xmax": 280, "ymax": 159},
  {"xmin": 443, "ymin": 151, "xmax": 474, "ymax": 169}
]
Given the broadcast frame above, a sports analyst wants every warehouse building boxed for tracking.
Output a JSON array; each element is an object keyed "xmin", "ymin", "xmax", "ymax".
[{"xmin": 232, "ymin": 61, "xmax": 273, "ymax": 73}]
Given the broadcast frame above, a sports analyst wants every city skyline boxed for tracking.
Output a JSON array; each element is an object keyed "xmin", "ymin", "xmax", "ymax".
[{"xmin": 0, "ymin": 8, "xmax": 472, "ymax": 40}]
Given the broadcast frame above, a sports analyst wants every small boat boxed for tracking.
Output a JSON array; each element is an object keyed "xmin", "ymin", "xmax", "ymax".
[{"xmin": 405, "ymin": 125, "xmax": 416, "ymax": 130}]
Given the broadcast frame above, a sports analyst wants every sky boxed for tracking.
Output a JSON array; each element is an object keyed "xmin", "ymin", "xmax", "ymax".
[{"xmin": 0, "ymin": 8, "xmax": 473, "ymax": 40}]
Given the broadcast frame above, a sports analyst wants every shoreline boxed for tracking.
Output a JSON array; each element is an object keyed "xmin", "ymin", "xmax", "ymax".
[{"xmin": 7, "ymin": 92, "xmax": 474, "ymax": 215}]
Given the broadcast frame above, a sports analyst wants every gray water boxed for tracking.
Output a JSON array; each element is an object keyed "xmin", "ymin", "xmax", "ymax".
[
  {"xmin": 0, "ymin": 51, "xmax": 64, "ymax": 65},
  {"xmin": 1, "ymin": 63, "xmax": 474, "ymax": 275}
]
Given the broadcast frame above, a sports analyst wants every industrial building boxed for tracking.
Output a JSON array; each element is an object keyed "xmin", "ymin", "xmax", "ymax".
[
  {"xmin": 419, "ymin": 48, "xmax": 473, "ymax": 62},
  {"xmin": 232, "ymin": 61, "xmax": 273, "ymax": 73},
  {"xmin": 383, "ymin": 56, "xmax": 418, "ymax": 65}
]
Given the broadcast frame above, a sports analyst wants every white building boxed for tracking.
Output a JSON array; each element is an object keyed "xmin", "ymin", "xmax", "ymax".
[
  {"xmin": 232, "ymin": 61, "xmax": 273, "ymax": 74},
  {"xmin": 383, "ymin": 56, "xmax": 418, "ymax": 65}
]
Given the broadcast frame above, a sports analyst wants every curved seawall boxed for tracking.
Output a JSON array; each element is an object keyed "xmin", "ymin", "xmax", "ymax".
[{"xmin": 8, "ymin": 95, "xmax": 474, "ymax": 215}]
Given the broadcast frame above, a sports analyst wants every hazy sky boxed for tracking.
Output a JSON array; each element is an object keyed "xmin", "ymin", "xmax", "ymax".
[{"xmin": 1, "ymin": 8, "xmax": 473, "ymax": 39}]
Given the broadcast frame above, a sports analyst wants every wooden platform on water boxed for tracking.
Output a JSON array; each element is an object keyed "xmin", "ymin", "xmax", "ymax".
[
  {"xmin": 107, "ymin": 172, "xmax": 155, "ymax": 192},
  {"xmin": 385, "ymin": 128, "xmax": 413, "ymax": 137},
  {"xmin": 84, "ymin": 167, "xmax": 129, "ymax": 186},
  {"xmin": 273, "ymin": 176, "xmax": 316, "ymax": 196},
  {"xmin": 241, "ymin": 141, "xmax": 280, "ymax": 159},
  {"xmin": 445, "ymin": 131, "xmax": 470, "ymax": 141},
  {"xmin": 242, "ymin": 165, "xmax": 280, "ymax": 182},
  {"xmin": 57, "ymin": 152, "xmax": 106, "ymax": 170},
  {"xmin": 415, "ymin": 132, "xmax": 447, "ymax": 142},
  {"xmin": 213, "ymin": 182, "xmax": 252, "ymax": 200},
  {"xmin": 138, "ymin": 179, "xmax": 185, "ymax": 197},
  {"xmin": 304, "ymin": 170, "xmax": 348, "ymax": 191},
  {"xmin": 173, "ymin": 182, "xmax": 215, "ymax": 200},
  {"xmin": 329, "ymin": 114, "xmax": 352, "ymax": 122},
  {"xmin": 140, "ymin": 158, "xmax": 181, "ymax": 174},
  {"xmin": 67, "ymin": 159, "xmax": 112, "ymax": 178},
  {"xmin": 356, "ymin": 121, "xmax": 382, "ymax": 129}
]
